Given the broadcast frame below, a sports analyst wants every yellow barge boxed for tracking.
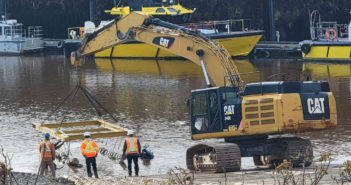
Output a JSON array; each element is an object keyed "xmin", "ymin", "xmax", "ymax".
[
  {"xmin": 94, "ymin": 30, "xmax": 263, "ymax": 58},
  {"xmin": 300, "ymin": 40, "xmax": 351, "ymax": 61},
  {"xmin": 300, "ymin": 10, "xmax": 351, "ymax": 61},
  {"xmin": 69, "ymin": 0, "xmax": 263, "ymax": 59}
]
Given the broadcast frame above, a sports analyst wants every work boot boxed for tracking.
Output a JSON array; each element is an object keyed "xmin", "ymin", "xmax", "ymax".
[
  {"xmin": 128, "ymin": 172, "xmax": 132, "ymax": 177},
  {"xmin": 94, "ymin": 172, "xmax": 99, "ymax": 179}
]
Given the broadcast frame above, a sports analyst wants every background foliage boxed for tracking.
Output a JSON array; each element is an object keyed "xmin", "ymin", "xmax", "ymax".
[{"xmin": 5, "ymin": 0, "xmax": 351, "ymax": 40}]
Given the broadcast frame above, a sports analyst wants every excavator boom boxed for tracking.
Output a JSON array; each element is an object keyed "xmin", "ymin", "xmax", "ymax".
[{"xmin": 71, "ymin": 11, "xmax": 243, "ymax": 87}]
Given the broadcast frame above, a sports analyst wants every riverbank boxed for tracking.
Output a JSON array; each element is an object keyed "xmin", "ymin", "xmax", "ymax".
[
  {"xmin": 68, "ymin": 165, "xmax": 349, "ymax": 185},
  {"xmin": 8, "ymin": 172, "xmax": 75, "ymax": 185},
  {"xmin": 2, "ymin": 158, "xmax": 350, "ymax": 185}
]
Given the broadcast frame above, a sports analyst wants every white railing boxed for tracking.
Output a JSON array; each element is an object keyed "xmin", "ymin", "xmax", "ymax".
[
  {"xmin": 4, "ymin": 27, "xmax": 26, "ymax": 40},
  {"xmin": 28, "ymin": 26, "xmax": 43, "ymax": 38}
]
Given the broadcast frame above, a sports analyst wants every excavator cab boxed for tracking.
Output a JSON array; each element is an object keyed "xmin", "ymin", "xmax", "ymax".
[{"xmin": 190, "ymin": 86, "xmax": 242, "ymax": 135}]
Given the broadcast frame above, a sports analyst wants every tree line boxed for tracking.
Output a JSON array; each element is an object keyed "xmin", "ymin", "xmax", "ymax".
[{"xmin": 5, "ymin": 0, "xmax": 351, "ymax": 40}]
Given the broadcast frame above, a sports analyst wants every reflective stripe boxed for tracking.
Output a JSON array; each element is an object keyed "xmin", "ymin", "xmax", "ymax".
[
  {"xmin": 40, "ymin": 140, "xmax": 52, "ymax": 159},
  {"xmin": 126, "ymin": 137, "xmax": 138, "ymax": 154},
  {"xmin": 81, "ymin": 140, "xmax": 98, "ymax": 157}
]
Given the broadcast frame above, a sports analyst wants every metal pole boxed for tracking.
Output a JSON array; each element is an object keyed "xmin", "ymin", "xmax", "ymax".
[
  {"xmin": 0, "ymin": 0, "xmax": 3, "ymax": 18},
  {"xmin": 196, "ymin": 49, "xmax": 211, "ymax": 87},
  {"xmin": 268, "ymin": 0, "xmax": 275, "ymax": 41},
  {"xmin": 200, "ymin": 57, "xmax": 211, "ymax": 87},
  {"xmin": 89, "ymin": 0, "xmax": 94, "ymax": 22}
]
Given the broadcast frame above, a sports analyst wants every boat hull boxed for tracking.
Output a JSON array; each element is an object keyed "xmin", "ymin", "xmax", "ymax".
[
  {"xmin": 0, "ymin": 38, "xmax": 43, "ymax": 56},
  {"xmin": 95, "ymin": 31, "xmax": 263, "ymax": 58},
  {"xmin": 301, "ymin": 40, "xmax": 351, "ymax": 61}
]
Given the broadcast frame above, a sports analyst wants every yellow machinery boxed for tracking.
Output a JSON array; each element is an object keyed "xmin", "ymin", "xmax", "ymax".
[
  {"xmin": 71, "ymin": 12, "xmax": 337, "ymax": 172},
  {"xmin": 33, "ymin": 119, "xmax": 128, "ymax": 142},
  {"xmin": 105, "ymin": 0, "xmax": 194, "ymax": 23}
]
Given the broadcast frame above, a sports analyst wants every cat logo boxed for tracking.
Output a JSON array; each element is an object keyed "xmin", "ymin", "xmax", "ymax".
[
  {"xmin": 152, "ymin": 37, "xmax": 175, "ymax": 48},
  {"xmin": 160, "ymin": 38, "xmax": 170, "ymax": 48},
  {"xmin": 224, "ymin": 105, "xmax": 235, "ymax": 115},
  {"xmin": 307, "ymin": 98, "xmax": 325, "ymax": 114}
]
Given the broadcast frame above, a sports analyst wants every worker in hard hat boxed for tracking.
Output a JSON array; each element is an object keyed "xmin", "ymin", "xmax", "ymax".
[
  {"xmin": 39, "ymin": 133, "xmax": 56, "ymax": 178},
  {"xmin": 80, "ymin": 132, "xmax": 99, "ymax": 178},
  {"xmin": 123, "ymin": 130, "xmax": 141, "ymax": 176}
]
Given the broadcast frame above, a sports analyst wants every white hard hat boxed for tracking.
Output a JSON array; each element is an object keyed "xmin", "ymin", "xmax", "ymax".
[
  {"xmin": 127, "ymin": 130, "xmax": 134, "ymax": 136},
  {"xmin": 84, "ymin": 132, "xmax": 91, "ymax": 137}
]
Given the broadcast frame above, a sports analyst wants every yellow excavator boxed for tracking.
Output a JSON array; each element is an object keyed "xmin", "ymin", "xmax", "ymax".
[{"xmin": 71, "ymin": 12, "xmax": 337, "ymax": 172}]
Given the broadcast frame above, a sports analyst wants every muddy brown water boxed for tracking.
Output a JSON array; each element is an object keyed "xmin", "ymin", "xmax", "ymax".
[{"xmin": 0, "ymin": 56, "xmax": 350, "ymax": 178}]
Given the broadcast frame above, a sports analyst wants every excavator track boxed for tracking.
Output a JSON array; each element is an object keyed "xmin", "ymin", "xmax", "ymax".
[
  {"xmin": 186, "ymin": 143, "xmax": 241, "ymax": 173},
  {"xmin": 253, "ymin": 137, "xmax": 313, "ymax": 168},
  {"xmin": 282, "ymin": 137, "xmax": 313, "ymax": 167}
]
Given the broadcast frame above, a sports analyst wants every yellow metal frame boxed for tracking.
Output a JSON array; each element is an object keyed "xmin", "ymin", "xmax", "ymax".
[{"xmin": 32, "ymin": 119, "xmax": 128, "ymax": 142}]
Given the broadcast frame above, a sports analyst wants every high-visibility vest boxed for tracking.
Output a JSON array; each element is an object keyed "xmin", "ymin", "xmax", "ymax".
[
  {"xmin": 80, "ymin": 139, "xmax": 99, "ymax": 158},
  {"xmin": 40, "ymin": 140, "xmax": 53, "ymax": 160},
  {"xmin": 126, "ymin": 137, "xmax": 139, "ymax": 154}
]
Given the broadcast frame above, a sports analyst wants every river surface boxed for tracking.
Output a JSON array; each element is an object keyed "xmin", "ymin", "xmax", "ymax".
[{"xmin": 0, "ymin": 55, "xmax": 351, "ymax": 178}]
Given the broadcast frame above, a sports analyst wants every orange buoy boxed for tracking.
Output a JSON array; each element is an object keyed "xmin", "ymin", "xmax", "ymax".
[{"xmin": 325, "ymin": 29, "xmax": 337, "ymax": 40}]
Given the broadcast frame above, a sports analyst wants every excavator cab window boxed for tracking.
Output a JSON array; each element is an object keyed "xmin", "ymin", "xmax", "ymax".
[
  {"xmin": 190, "ymin": 87, "xmax": 240, "ymax": 135},
  {"xmin": 222, "ymin": 91, "xmax": 237, "ymax": 101},
  {"xmin": 191, "ymin": 92, "xmax": 208, "ymax": 132}
]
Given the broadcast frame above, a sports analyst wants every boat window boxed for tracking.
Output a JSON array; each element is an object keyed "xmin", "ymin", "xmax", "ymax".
[
  {"xmin": 4, "ymin": 27, "xmax": 10, "ymax": 36},
  {"xmin": 167, "ymin": 8, "xmax": 178, "ymax": 13},
  {"xmin": 192, "ymin": 93, "xmax": 207, "ymax": 116},
  {"xmin": 0, "ymin": 27, "xmax": 2, "ymax": 36},
  {"xmin": 156, "ymin": 8, "xmax": 165, "ymax": 13}
]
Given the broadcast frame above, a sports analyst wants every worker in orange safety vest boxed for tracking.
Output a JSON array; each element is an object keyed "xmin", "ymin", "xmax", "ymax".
[
  {"xmin": 39, "ymin": 133, "xmax": 56, "ymax": 178},
  {"xmin": 122, "ymin": 130, "xmax": 141, "ymax": 176},
  {"xmin": 80, "ymin": 132, "xmax": 99, "ymax": 178}
]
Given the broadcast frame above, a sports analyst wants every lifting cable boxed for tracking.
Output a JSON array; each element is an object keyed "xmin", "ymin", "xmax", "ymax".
[
  {"xmin": 52, "ymin": 66, "xmax": 119, "ymax": 131},
  {"xmin": 56, "ymin": 84, "xmax": 80, "ymax": 131},
  {"xmin": 78, "ymin": 85, "xmax": 118, "ymax": 122}
]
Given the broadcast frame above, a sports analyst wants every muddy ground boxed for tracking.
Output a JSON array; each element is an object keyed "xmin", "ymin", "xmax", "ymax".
[
  {"xmin": 66, "ymin": 164, "xmax": 350, "ymax": 185},
  {"xmin": 2, "ymin": 161, "xmax": 349, "ymax": 185}
]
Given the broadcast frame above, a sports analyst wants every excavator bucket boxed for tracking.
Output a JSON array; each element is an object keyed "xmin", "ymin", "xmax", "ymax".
[{"xmin": 32, "ymin": 119, "xmax": 128, "ymax": 142}]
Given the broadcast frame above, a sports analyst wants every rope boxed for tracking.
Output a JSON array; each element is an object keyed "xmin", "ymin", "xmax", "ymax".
[
  {"xmin": 112, "ymin": 138, "xmax": 123, "ymax": 152},
  {"xmin": 67, "ymin": 142, "xmax": 72, "ymax": 158},
  {"xmin": 79, "ymin": 86, "xmax": 103, "ymax": 117},
  {"xmin": 79, "ymin": 85, "xmax": 119, "ymax": 122},
  {"xmin": 55, "ymin": 85, "xmax": 80, "ymax": 131},
  {"xmin": 40, "ymin": 86, "xmax": 77, "ymax": 125},
  {"xmin": 116, "ymin": 0, "xmax": 122, "ymax": 7}
]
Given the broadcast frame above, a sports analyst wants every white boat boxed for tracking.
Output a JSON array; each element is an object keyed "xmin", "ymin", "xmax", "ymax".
[{"xmin": 0, "ymin": 19, "xmax": 43, "ymax": 55}]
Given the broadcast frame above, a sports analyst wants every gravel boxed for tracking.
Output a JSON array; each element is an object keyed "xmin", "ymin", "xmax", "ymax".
[{"xmin": 8, "ymin": 172, "xmax": 75, "ymax": 185}]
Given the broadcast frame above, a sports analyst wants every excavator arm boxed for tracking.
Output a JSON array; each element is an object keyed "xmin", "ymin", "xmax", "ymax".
[{"xmin": 71, "ymin": 11, "xmax": 243, "ymax": 88}]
